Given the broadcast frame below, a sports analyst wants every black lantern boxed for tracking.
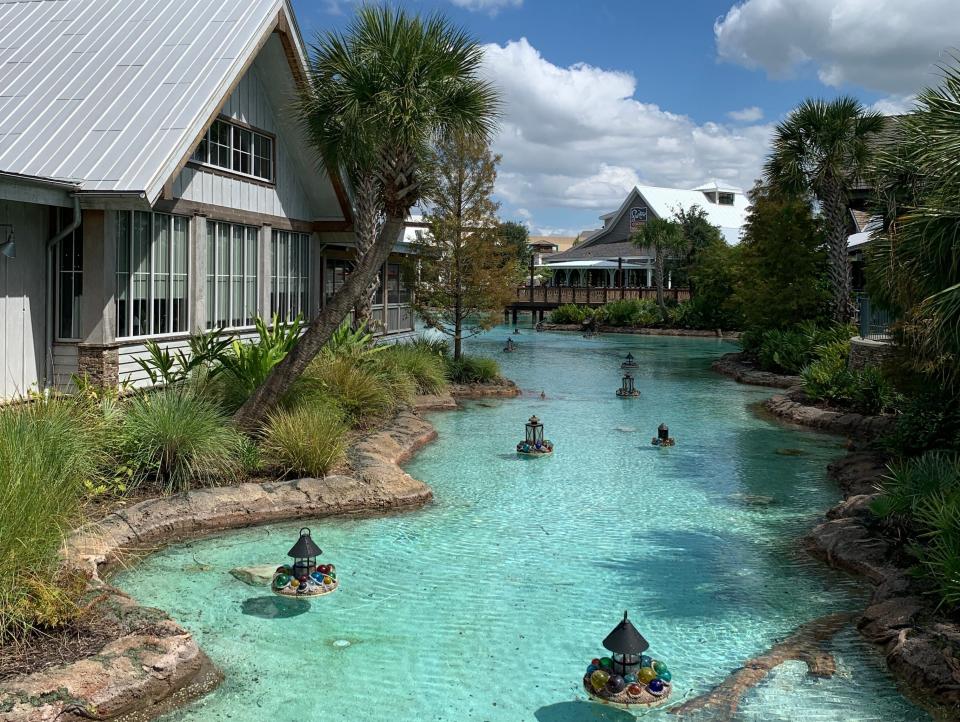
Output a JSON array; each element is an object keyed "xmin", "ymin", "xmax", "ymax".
[
  {"xmin": 617, "ymin": 371, "xmax": 639, "ymax": 397},
  {"xmin": 525, "ymin": 415, "xmax": 544, "ymax": 447},
  {"xmin": 621, "ymin": 352, "xmax": 638, "ymax": 369},
  {"xmin": 288, "ymin": 527, "xmax": 322, "ymax": 580},
  {"xmin": 658, "ymin": 423, "xmax": 669, "ymax": 442},
  {"xmin": 505, "ymin": 337, "xmax": 515, "ymax": 352},
  {"xmin": 603, "ymin": 611, "xmax": 650, "ymax": 677}
]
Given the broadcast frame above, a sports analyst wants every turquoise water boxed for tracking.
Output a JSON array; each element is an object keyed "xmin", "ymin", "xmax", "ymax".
[{"xmin": 115, "ymin": 328, "xmax": 928, "ymax": 721}]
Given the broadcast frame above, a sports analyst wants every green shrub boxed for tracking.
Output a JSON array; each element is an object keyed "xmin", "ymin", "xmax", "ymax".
[
  {"xmin": 550, "ymin": 304, "xmax": 589, "ymax": 324},
  {"xmin": 409, "ymin": 336, "xmax": 450, "ymax": 357},
  {"xmin": 801, "ymin": 340, "xmax": 854, "ymax": 403},
  {"xmin": 260, "ymin": 403, "xmax": 349, "ymax": 478},
  {"xmin": 377, "ymin": 343, "xmax": 448, "ymax": 395},
  {"xmin": 872, "ymin": 452, "xmax": 960, "ymax": 519},
  {"xmin": 119, "ymin": 388, "xmax": 246, "ymax": 493},
  {"xmin": 214, "ymin": 315, "xmax": 301, "ymax": 408},
  {"xmin": 882, "ymin": 391, "xmax": 960, "ymax": 456},
  {"xmin": 0, "ymin": 397, "xmax": 107, "ymax": 642},
  {"xmin": 303, "ymin": 356, "xmax": 397, "ymax": 425},
  {"xmin": 324, "ymin": 320, "xmax": 387, "ymax": 361},
  {"xmin": 446, "ymin": 355, "xmax": 500, "ymax": 383},
  {"xmin": 603, "ymin": 299, "xmax": 661, "ymax": 327},
  {"xmin": 748, "ymin": 321, "xmax": 856, "ymax": 374}
]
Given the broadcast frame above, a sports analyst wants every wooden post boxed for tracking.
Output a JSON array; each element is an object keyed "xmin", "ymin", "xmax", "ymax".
[{"xmin": 529, "ymin": 254, "xmax": 535, "ymax": 303}]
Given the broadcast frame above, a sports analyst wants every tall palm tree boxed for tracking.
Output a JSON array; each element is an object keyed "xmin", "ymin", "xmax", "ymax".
[
  {"xmin": 632, "ymin": 217, "xmax": 685, "ymax": 313},
  {"xmin": 869, "ymin": 61, "xmax": 960, "ymax": 389},
  {"xmin": 765, "ymin": 97, "xmax": 885, "ymax": 323},
  {"xmin": 233, "ymin": 6, "xmax": 499, "ymax": 430}
]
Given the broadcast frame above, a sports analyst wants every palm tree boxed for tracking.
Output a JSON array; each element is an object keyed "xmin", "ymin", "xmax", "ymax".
[
  {"xmin": 765, "ymin": 97, "xmax": 885, "ymax": 323},
  {"xmin": 632, "ymin": 217, "xmax": 685, "ymax": 313},
  {"xmin": 869, "ymin": 61, "xmax": 960, "ymax": 389},
  {"xmin": 233, "ymin": 6, "xmax": 498, "ymax": 430}
]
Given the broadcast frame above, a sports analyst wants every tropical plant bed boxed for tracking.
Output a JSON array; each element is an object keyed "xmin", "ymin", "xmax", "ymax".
[{"xmin": 541, "ymin": 323, "xmax": 740, "ymax": 339}]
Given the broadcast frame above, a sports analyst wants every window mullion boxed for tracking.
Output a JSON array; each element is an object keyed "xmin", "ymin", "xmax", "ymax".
[{"xmin": 127, "ymin": 211, "xmax": 134, "ymax": 338}]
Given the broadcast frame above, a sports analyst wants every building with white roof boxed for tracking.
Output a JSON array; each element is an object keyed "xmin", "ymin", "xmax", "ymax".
[
  {"xmin": 0, "ymin": 0, "xmax": 414, "ymax": 400},
  {"xmin": 542, "ymin": 182, "xmax": 750, "ymax": 287}
]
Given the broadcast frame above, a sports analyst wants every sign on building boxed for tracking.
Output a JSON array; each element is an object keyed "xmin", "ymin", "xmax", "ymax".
[{"xmin": 629, "ymin": 207, "xmax": 647, "ymax": 231}]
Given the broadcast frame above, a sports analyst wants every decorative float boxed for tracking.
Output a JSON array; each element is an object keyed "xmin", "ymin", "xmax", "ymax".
[
  {"xmin": 504, "ymin": 337, "xmax": 516, "ymax": 353},
  {"xmin": 651, "ymin": 423, "xmax": 675, "ymax": 447},
  {"xmin": 516, "ymin": 415, "xmax": 554, "ymax": 456},
  {"xmin": 583, "ymin": 611, "xmax": 672, "ymax": 709},
  {"xmin": 616, "ymin": 371, "xmax": 640, "ymax": 398},
  {"xmin": 620, "ymin": 352, "xmax": 639, "ymax": 370},
  {"xmin": 272, "ymin": 527, "xmax": 338, "ymax": 598}
]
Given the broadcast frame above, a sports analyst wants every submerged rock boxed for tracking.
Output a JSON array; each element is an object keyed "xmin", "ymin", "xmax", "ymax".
[{"xmin": 231, "ymin": 565, "xmax": 282, "ymax": 587}]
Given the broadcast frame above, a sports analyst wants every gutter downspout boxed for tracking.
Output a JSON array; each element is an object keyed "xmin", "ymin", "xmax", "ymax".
[{"xmin": 45, "ymin": 194, "xmax": 81, "ymax": 392}]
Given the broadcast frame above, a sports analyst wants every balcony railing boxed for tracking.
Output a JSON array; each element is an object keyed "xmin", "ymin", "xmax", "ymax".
[
  {"xmin": 856, "ymin": 294, "xmax": 893, "ymax": 342},
  {"xmin": 512, "ymin": 286, "xmax": 691, "ymax": 306}
]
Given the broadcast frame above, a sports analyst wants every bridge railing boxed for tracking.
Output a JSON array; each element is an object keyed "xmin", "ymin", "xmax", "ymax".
[{"xmin": 513, "ymin": 286, "xmax": 690, "ymax": 306}]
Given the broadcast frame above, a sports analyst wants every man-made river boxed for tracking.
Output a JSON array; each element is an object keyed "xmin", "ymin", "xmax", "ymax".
[{"xmin": 117, "ymin": 329, "xmax": 927, "ymax": 720}]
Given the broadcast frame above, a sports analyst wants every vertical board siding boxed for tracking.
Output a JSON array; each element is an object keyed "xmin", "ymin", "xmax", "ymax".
[
  {"xmin": 52, "ymin": 343, "xmax": 79, "ymax": 393},
  {"xmin": 173, "ymin": 61, "xmax": 314, "ymax": 221},
  {"xmin": 117, "ymin": 330, "xmax": 260, "ymax": 388}
]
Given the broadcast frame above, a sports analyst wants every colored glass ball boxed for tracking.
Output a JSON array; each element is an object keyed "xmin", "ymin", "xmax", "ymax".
[
  {"xmin": 290, "ymin": 578, "xmax": 300, "ymax": 588},
  {"xmin": 599, "ymin": 657, "xmax": 612, "ymax": 670},
  {"xmin": 626, "ymin": 683, "xmax": 643, "ymax": 697},
  {"xmin": 638, "ymin": 667, "xmax": 657, "ymax": 684},
  {"xmin": 311, "ymin": 572, "xmax": 324, "ymax": 582},
  {"xmin": 639, "ymin": 655, "xmax": 652, "ymax": 668},
  {"xmin": 653, "ymin": 660, "xmax": 668, "ymax": 674},
  {"xmin": 658, "ymin": 670, "xmax": 672, "ymax": 682},
  {"xmin": 605, "ymin": 674, "xmax": 626, "ymax": 694},
  {"xmin": 589, "ymin": 670, "xmax": 609, "ymax": 693},
  {"xmin": 586, "ymin": 664, "xmax": 598, "ymax": 676},
  {"xmin": 624, "ymin": 673, "xmax": 637, "ymax": 684},
  {"xmin": 274, "ymin": 574, "xmax": 290, "ymax": 588},
  {"xmin": 275, "ymin": 566, "xmax": 287, "ymax": 574},
  {"xmin": 648, "ymin": 679, "xmax": 665, "ymax": 694},
  {"xmin": 591, "ymin": 658, "xmax": 601, "ymax": 667}
]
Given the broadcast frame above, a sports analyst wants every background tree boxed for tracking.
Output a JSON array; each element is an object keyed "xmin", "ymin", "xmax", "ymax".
[
  {"xmin": 673, "ymin": 204, "xmax": 724, "ymax": 295},
  {"xmin": 411, "ymin": 135, "xmax": 520, "ymax": 360},
  {"xmin": 632, "ymin": 217, "xmax": 685, "ymax": 312},
  {"xmin": 498, "ymin": 221, "xmax": 531, "ymax": 266},
  {"xmin": 233, "ymin": 7, "xmax": 498, "ymax": 430},
  {"xmin": 765, "ymin": 96, "xmax": 885, "ymax": 323},
  {"xmin": 733, "ymin": 182, "xmax": 830, "ymax": 330}
]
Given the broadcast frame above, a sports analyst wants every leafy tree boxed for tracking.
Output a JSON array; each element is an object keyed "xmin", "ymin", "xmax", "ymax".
[
  {"xmin": 631, "ymin": 217, "xmax": 686, "ymax": 312},
  {"xmin": 411, "ymin": 135, "xmax": 520, "ymax": 360},
  {"xmin": 733, "ymin": 183, "xmax": 830, "ymax": 331},
  {"xmin": 686, "ymin": 242, "xmax": 743, "ymax": 329},
  {"xmin": 765, "ymin": 97, "xmax": 885, "ymax": 323},
  {"xmin": 673, "ymin": 204, "xmax": 724, "ymax": 295},
  {"xmin": 869, "ymin": 60, "xmax": 960, "ymax": 391},
  {"xmin": 498, "ymin": 221, "xmax": 531, "ymax": 265},
  {"xmin": 233, "ymin": 7, "xmax": 498, "ymax": 430}
]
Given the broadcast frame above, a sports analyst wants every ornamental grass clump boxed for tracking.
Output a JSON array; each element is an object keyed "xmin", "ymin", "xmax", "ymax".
[
  {"xmin": 446, "ymin": 354, "xmax": 500, "ymax": 383},
  {"xmin": 303, "ymin": 356, "xmax": 398, "ymax": 426},
  {"xmin": 119, "ymin": 388, "xmax": 247, "ymax": 494},
  {"xmin": 376, "ymin": 343, "xmax": 448, "ymax": 395},
  {"xmin": 260, "ymin": 403, "xmax": 349, "ymax": 478},
  {"xmin": 0, "ymin": 397, "xmax": 107, "ymax": 643}
]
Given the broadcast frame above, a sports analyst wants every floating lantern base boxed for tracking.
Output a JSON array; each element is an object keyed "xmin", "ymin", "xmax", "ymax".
[
  {"xmin": 582, "ymin": 678, "xmax": 672, "ymax": 709},
  {"xmin": 516, "ymin": 441, "xmax": 554, "ymax": 456},
  {"xmin": 583, "ymin": 653, "xmax": 673, "ymax": 710},
  {"xmin": 651, "ymin": 438, "xmax": 676, "ymax": 447},
  {"xmin": 616, "ymin": 389, "xmax": 640, "ymax": 398},
  {"xmin": 271, "ymin": 564, "xmax": 339, "ymax": 598}
]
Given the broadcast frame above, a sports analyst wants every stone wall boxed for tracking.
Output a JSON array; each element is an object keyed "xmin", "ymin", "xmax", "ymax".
[
  {"xmin": 76, "ymin": 344, "xmax": 119, "ymax": 389},
  {"xmin": 848, "ymin": 336, "xmax": 895, "ymax": 371}
]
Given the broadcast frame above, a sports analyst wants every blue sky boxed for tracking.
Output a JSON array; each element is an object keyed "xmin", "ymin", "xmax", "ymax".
[{"xmin": 290, "ymin": 0, "xmax": 952, "ymax": 236}]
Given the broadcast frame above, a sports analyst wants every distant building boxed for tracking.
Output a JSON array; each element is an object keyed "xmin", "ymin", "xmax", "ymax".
[{"xmin": 542, "ymin": 180, "xmax": 749, "ymax": 287}]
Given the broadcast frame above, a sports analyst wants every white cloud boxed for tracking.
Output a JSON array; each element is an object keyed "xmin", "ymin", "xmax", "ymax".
[
  {"xmin": 728, "ymin": 106, "xmax": 764, "ymax": 122},
  {"xmin": 481, "ymin": 38, "xmax": 771, "ymax": 225},
  {"xmin": 869, "ymin": 94, "xmax": 917, "ymax": 115},
  {"xmin": 533, "ymin": 227, "xmax": 579, "ymax": 237},
  {"xmin": 715, "ymin": 0, "xmax": 960, "ymax": 95},
  {"xmin": 450, "ymin": 0, "xmax": 521, "ymax": 13}
]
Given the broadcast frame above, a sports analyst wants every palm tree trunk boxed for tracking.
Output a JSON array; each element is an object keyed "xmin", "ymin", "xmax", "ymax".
[
  {"xmin": 824, "ymin": 178, "xmax": 853, "ymax": 323},
  {"xmin": 655, "ymin": 247, "xmax": 665, "ymax": 312},
  {"xmin": 232, "ymin": 217, "xmax": 406, "ymax": 432}
]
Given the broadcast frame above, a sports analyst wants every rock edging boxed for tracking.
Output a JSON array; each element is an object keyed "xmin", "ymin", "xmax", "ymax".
[
  {"xmin": 1, "ymin": 402, "xmax": 451, "ymax": 722},
  {"xmin": 764, "ymin": 394, "xmax": 896, "ymax": 440},
  {"xmin": 541, "ymin": 323, "xmax": 739, "ymax": 339},
  {"xmin": 805, "ymin": 452, "xmax": 960, "ymax": 716},
  {"xmin": 711, "ymin": 351, "xmax": 801, "ymax": 388}
]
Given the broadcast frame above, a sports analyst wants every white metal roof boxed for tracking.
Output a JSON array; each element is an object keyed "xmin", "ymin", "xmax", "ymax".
[
  {"xmin": 690, "ymin": 178, "xmax": 744, "ymax": 194},
  {"xmin": 635, "ymin": 184, "xmax": 749, "ymax": 244},
  {"xmin": 0, "ymin": 0, "xmax": 299, "ymax": 203}
]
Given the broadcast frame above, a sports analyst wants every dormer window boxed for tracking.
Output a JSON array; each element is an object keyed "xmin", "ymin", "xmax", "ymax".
[
  {"xmin": 718, "ymin": 192, "xmax": 735, "ymax": 206},
  {"xmin": 192, "ymin": 118, "xmax": 274, "ymax": 182}
]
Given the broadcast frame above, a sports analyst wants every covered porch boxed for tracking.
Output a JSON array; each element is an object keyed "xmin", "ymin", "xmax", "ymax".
[{"xmin": 541, "ymin": 259, "xmax": 657, "ymax": 288}]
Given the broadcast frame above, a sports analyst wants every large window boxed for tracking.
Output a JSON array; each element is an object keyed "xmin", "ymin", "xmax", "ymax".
[
  {"xmin": 386, "ymin": 262, "xmax": 410, "ymax": 304},
  {"xmin": 324, "ymin": 258, "xmax": 352, "ymax": 303},
  {"xmin": 55, "ymin": 208, "xmax": 82, "ymax": 340},
  {"xmin": 192, "ymin": 118, "xmax": 274, "ymax": 182},
  {"xmin": 206, "ymin": 222, "xmax": 259, "ymax": 329},
  {"xmin": 271, "ymin": 230, "xmax": 310, "ymax": 322},
  {"xmin": 115, "ymin": 211, "xmax": 188, "ymax": 338}
]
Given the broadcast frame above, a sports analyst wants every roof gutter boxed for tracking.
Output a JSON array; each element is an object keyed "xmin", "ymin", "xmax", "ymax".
[{"xmin": 45, "ymin": 193, "xmax": 82, "ymax": 392}]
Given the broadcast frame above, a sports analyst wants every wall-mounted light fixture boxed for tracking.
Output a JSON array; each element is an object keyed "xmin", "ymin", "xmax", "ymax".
[{"xmin": 0, "ymin": 225, "xmax": 14, "ymax": 259}]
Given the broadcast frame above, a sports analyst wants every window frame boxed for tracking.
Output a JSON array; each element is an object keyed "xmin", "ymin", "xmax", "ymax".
[
  {"xmin": 191, "ymin": 116, "xmax": 276, "ymax": 184},
  {"xmin": 54, "ymin": 208, "xmax": 83, "ymax": 342},
  {"xmin": 115, "ymin": 211, "xmax": 190, "ymax": 340},
  {"xmin": 270, "ymin": 230, "xmax": 311, "ymax": 323},
  {"xmin": 205, "ymin": 221, "xmax": 260, "ymax": 331}
]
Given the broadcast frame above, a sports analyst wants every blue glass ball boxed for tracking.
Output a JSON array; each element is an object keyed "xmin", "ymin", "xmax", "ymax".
[
  {"xmin": 648, "ymin": 678, "xmax": 665, "ymax": 694},
  {"xmin": 658, "ymin": 670, "xmax": 672, "ymax": 682},
  {"xmin": 639, "ymin": 655, "xmax": 652, "ymax": 668},
  {"xmin": 624, "ymin": 673, "xmax": 637, "ymax": 684},
  {"xmin": 586, "ymin": 664, "xmax": 598, "ymax": 676}
]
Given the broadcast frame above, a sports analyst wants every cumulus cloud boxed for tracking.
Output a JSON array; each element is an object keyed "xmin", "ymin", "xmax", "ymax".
[
  {"xmin": 869, "ymin": 94, "xmax": 917, "ymax": 115},
  {"xmin": 728, "ymin": 106, "xmax": 764, "ymax": 122},
  {"xmin": 450, "ymin": 0, "xmax": 521, "ymax": 12},
  {"xmin": 480, "ymin": 38, "xmax": 771, "ymax": 226},
  {"xmin": 715, "ymin": 0, "xmax": 960, "ymax": 95}
]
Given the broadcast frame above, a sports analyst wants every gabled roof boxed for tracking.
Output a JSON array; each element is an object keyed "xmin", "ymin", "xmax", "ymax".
[
  {"xmin": 691, "ymin": 178, "xmax": 743, "ymax": 194},
  {"xmin": 0, "ymin": 0, "xmax": 315, "ymax": 205}
]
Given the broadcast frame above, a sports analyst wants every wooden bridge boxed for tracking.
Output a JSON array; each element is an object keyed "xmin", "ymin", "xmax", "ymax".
[{"xmin": 506, "ymin": 285, "xmax": 691, "ymax": 323}]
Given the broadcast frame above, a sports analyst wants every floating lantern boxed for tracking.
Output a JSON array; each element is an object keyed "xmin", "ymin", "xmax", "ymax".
[
  {"xmin": 620, "ymin": 352, "xmax": 638, "ymax": 370},
  {"xmin": 516, "ymin": 415, "xmax": 553, "ymax": 456},
  {"xmin": 651, "ymin": 423, "xmax": 675, "ymax": 447},
  {"xmin": 582, "ymin": 611, "xmax": 672, "ymax": 709},
  {"xmin": 504, "ymin": 337, "xmax": 516, "ymax": 353},
  {"xmin": 616, "ymin": 371, "xmax": 640, "ymax": 398},
  {"xmin": 271, "ymin": 528, "xmax": 338, "ymax": 598}
]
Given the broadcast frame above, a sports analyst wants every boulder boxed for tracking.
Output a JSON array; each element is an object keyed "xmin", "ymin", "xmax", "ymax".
[{"xmin": 230, "ymin": 565, "xmax": 278, "ymax": 587}]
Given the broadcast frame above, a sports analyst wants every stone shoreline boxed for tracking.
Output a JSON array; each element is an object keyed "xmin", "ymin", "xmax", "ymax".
[
  {"xmin": 712, "ymin": 355, "xmax": 960, "ymax": 717},
  {"xmin": 0, "ymin": 382, "xmax": 518, "ymax": 722},
  {"xmin": 711, "ymin": 351, "xmax": 801, "ymax": 388},
  {"xmin": 540, "ymin": 323, "xmax": 740, "ymax": 339}
]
